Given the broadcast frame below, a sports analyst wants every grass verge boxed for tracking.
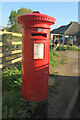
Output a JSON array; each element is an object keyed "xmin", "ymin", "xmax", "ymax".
[
  {"xmin": 56, "ymin": 44, "xmax": 80, "ymax": 51},
  {"xmin": 2, "ymin": 65, "xmax": 37, "ymax": 119},
  {"xmin": 49, "ymin": 48, "xmax": 67, "ymax": 74}
]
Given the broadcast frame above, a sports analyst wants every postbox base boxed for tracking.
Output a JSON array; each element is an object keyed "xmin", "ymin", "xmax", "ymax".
[{"xmin": 32, "ymin": 99, "xmax": 48, "ymax": 119}]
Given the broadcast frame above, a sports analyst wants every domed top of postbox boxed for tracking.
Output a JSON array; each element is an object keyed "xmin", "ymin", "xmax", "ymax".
[{"xmin": 17, "ymin": 11, "xmax": 56, "ymax": 27}]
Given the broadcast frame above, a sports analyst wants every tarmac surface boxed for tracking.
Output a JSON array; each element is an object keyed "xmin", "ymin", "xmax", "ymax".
[{"xmin": 48, "ymin": 51, "xmax": 79, "ymax": 118}]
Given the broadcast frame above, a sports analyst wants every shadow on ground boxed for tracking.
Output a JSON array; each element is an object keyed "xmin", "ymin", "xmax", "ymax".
[{"xmin": 48, "ymin": 74, "xmax": 79, "ymax": 118}]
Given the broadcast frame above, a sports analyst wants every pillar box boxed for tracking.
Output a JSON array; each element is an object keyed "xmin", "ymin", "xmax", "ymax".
[{"xmin": 17, "ymin": 11, "xmax": 56, "ymax": 102}]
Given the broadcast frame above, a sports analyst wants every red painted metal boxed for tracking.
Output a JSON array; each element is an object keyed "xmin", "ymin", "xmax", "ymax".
[{"xmin": 17, "ymin": 11, "xmax": 56, "ymax": 102}]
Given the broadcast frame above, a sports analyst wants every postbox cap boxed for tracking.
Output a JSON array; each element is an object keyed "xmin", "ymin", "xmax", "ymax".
[{"xmin": 17, "ymin": 11, "xmax": 56, "ymax": 26}]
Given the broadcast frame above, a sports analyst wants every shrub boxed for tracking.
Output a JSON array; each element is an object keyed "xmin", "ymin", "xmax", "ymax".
[
  {"xmin": 56, "ymin": 44, "xmax": 80, "ymax": 51},
  {"xmin": 69, "ymin": 46, "xmax": 78, "ymax": 51},
  {"xmin": 2, "ymin": 65, "xmax": 37, "ymax": 119}
]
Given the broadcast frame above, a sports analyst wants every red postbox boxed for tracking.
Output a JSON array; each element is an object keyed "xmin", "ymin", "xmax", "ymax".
[{"xmin": 17, "ymin": 11, "xmax": 55, "ymax": 102}]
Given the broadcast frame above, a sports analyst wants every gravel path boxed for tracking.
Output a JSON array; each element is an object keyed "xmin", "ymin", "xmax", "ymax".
[{"xmin": 48, "ymin": 51, "xmax": 79, "ymax": 118}]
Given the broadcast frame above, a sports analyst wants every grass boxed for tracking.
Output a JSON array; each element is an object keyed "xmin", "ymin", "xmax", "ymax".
[
  {"xmin": 56, "ymin": 44, "xmax": 80, "ymax": 51},
  {"xmin": 59, "ymin": 59, "xmax": 67, "ymax": 64},
  {"xmin": 48, "ymin": 44, "xmax": 80, "ymax": 94},
  {"xmin": 69, "ymin": 45, "xmax": 80, "ymax": 51},
  {"xmin": 49, "ymin": 49, "xmax": 59, "ymax": 72},
  {"xmin": 49, "ymin": 48, "xmax": 67, "ymax": 94},
  {"xmin": 49, "ymin": 48, "xmax": 67, "ymax": 73},
  {"xmin": 53, "ymin": 72, "xmax": 59, "ymax": 74},
  {"xmin": 2, "ymin": 64, "xmax": 37, "ymax": 119}
]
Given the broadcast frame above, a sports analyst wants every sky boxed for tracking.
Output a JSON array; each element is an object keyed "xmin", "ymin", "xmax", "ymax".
[{"xmin": 0, "ymin": 1, "xmax": 79, "ymax": 30}]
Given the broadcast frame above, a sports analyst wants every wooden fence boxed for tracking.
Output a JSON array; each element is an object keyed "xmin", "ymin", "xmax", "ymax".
[
  {"xmin": 0, "ymin": 31, "xmax": 56, "ymax": 69},
  {"xmin": 0, "ymin": 31, "xmax": 22, "ymax": 69}
]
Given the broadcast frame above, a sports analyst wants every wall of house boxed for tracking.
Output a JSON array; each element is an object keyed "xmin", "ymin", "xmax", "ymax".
[{"xmin": 76, "ymin": 36, "xmax": 80, "ymax": 45}]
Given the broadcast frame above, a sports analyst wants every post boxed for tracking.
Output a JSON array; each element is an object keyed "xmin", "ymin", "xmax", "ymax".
[
  {"xmin": 63, "ymin": 34, "xmax": 65, "ymax": 45},
  {"xmin": 2, "ymin": 34, "xmax": 7, "ymax": 67},
  {"xmin": 50, "ymin": 34, "xmax": 53, "ymax": 50}
]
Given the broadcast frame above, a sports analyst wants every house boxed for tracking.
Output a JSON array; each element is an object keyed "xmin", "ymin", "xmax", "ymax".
[
  {"xmin": 50, "ymin": 21, "xmax": 80, "ymax": 45},
  {"xmin": 76, "ymin": 32, "xmax": 80, "ymax": 45}
]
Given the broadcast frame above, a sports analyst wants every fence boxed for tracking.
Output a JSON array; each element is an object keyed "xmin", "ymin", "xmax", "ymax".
[
  {"xmin": 0, "ymin": 31, "xmax": 57, "ymax": 69},
  {"xmin": 0, "ymin": 31, "xmax": 22, "ymax": 69}
]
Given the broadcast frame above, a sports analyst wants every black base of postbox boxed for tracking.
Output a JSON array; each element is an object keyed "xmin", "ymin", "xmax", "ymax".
[{"xmin": 32, "ymin": 99, "xmax": 48, "ymax": 119}]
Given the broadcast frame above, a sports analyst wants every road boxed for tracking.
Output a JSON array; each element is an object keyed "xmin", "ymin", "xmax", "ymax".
[{"xmin": 48, "ymin": 51, "xmax": 79, "ymax": 118}]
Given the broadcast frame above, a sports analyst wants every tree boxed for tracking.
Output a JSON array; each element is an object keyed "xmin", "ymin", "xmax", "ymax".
[
  {"xmin": 8, "ymin": 8, "xmax": 33, "ymax": 33},
  {"xmin": 8, "ymin": 10, "xmax": 17, "ymax": 26}
]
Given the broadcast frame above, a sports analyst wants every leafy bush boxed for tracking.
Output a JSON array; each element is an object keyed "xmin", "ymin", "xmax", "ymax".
[
  {"xmin": 56, "ymin": 44, "xmax": 69, "ymax": 51},
  {"xmin": 56, "ymin": 44, "xmax": 80, "ymax": 51},
  {"xmin": 3, "ymin": 90, "xmax": 36, "ymax": 118},
  {"xmin": 2, "ymin": 67, "xmax": 22, "ymax": 92},
  {"xmin": 69, "ymin": 46, "xmax": 78, "ymax": 51},
  {"xmin": 2, "ymin": 65, "xmax": 37, "ymax": 119}
]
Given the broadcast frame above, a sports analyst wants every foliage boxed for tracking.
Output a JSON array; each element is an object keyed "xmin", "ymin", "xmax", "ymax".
[
  {"xmin": 2, "ymin": 47, "xmax": 69, "ymax": 118},
  {"xmin": 49, "ymin": 49, "xmax": 59, "ymax": 68},
  {"xmin": 8, "ymin": 8, "xmax": 32, "ymax": 26},
  {"xmin": 49, "ymin": 48, "xmax": 67, "ymax": 73},
  {"xmin": 56, "ymin": 44, "xmax": 69, "ymax": 51},
  {"xmin": 69, "ymin": 45, "xmax": 80, "ymax": 51},
  {"xmin": 5, "ymin": 34, "xmax": 22, "ymax": 52},
  {"xmin": 8, "ymin": 8, "xmax": 33, "ymax": 33},
  {"xmin": 2, "ymin": 27, "xmax": 9, "ymax": 31},
  {"xmin": 52, "ymin": 49, "xmax": 59, "ymax": 57},
  {"xmin": 59, "ymin": 59, "xmax": 67, "ymax": 64},
  {"xmin": 8, "ymin": 23, "xmax": 22, "ymax": 33},
  {"xmin": 49, "ymin": 49, "xmax": 59, "ymax": 73},
  {"xmin": 2, "ymin": 65, "xmax": 37, "ymax": 119},
  {"xmin": 6, "ymin": 34, "xmax": 22, "ymax": 42},
  {"xmin": 56, "ymin": 44, "xmax": 80, "ymax": 51},
  {"xmin": 2, "ymin": 67, "xmax": 22, "ymax": 92}
]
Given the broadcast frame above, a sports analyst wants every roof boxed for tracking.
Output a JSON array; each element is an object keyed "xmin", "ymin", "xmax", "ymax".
[{"xmin": 51, "ymin": 22, "xmax": 80, "ymax": 36}]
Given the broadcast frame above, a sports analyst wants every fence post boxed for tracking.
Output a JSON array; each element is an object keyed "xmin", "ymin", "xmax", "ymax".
[
  {"xmin": 2, "ymin": 34, "xmax": 7, "ymax": 67},
  {"xmin": 63, "ymin": 34, "xmax": 65, "ymax": 45}
]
